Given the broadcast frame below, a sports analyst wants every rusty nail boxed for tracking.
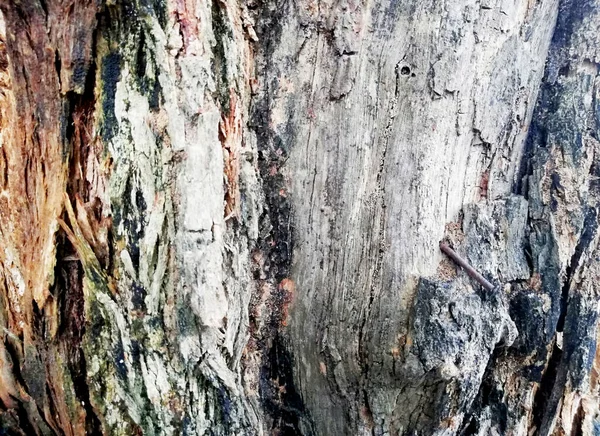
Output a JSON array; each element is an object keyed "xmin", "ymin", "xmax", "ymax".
[{"xmin": 439, "ymin": 241, "xmax": 495, "ymax": 291}]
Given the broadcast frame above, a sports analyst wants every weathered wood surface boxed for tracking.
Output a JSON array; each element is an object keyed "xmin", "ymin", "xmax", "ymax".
[{"xmin": 0, "ymin": 0, "xmax": 599, "ymax": 435}]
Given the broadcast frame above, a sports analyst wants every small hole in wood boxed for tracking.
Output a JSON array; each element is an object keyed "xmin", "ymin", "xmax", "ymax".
[{"xmin": 400, "ymin": 66, "xmax": 411, "ymax": 76}]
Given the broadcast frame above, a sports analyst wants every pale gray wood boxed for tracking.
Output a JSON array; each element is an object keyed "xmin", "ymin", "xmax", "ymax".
[{"xmin": 249, "ymin": 0, "xmax": 566, "ymax": 434}]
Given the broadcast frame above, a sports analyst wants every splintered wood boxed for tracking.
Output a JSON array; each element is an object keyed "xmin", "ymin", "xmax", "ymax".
[{"xmin": 0, "ymin": 3, "xmax": 101, "ymax": 434}]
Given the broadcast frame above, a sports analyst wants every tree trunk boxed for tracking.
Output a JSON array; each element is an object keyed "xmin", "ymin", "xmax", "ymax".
[{"xmin": 0, "ymin": 0, "xmax": 599, "ymax": 434}]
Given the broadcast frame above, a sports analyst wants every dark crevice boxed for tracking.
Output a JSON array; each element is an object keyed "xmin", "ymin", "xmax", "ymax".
[
  {"xmin": 63, "ymin": 91, "xmax": 77, "ymax": 151},
  {"xmin": 55, "ymin": 232, "xmax": 103, "ymax": 435},
  {"xmin": 459, "ymin": 349, "xmax": 507, "ymax": 435},
  {"xmin": 71, "ymin": 344, "xmax": 101, "ymax": 434},
  {"xmin": 260, "ymin": 337, "xmax": 307, "ymax": 435},
  {"xmin": 58, "ymin": 7, "xmax": 104, "ymax": 434},
  {"xmin": 12, "ymin": 406, "xmax": 37, "ymax": 436},
  {"xmin": 135, "ymin": 30, "xmax": 147, "ymax": 82},
  {"xmin": 131, "ymin": 26, "xmax": 162, "ymax": 110},
  {"xmin": 37, "ymin": 0, "xmax": 48, "ymax": 20},
  {"xmin": 361, "ymin": 389, "xmax": 375, "ymax": 436},
  {"xmin": 532, "ymin": 342, "xmax": 562, "ymax": 432},
  {"xmin": 570, "ymin": 401, "xmax": 585, "ymax": 436},
  {"xmin": 44, "ymin": 385, "xmax": 61, "ymax": 436},
  {"xmin": 0, "ymin": 146, "xmax": 8, "ymax": 190},
  {"xmin": 557, "ymin": 208, "xmax": 596, "ymax": 332},
  {"xmin": 54, "ymin": 50, "xmax": 61, "ymax": 91},
  {"xmin": 512, "ymin": 121, "xmax": 544, "ymax": 197}
]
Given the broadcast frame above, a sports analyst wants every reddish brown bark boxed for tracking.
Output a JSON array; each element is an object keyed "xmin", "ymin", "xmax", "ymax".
[{"xmin": 0, "ymin": 1, "xmax": 101, "ymax": 434}]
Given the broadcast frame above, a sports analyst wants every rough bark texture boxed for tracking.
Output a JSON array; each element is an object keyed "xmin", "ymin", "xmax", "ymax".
[{"xmin": 0, "ymin": 0, "xmax": 600, "ymax": 435}]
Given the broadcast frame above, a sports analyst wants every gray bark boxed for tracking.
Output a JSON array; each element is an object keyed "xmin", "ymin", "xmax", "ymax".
[{"xmin": 0, "ymin": 0, "xmax": 599, "ymax": 435}]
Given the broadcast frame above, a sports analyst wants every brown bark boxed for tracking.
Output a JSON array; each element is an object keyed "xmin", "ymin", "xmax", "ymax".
[{"xmin": 0, "ymin": 1, "xmax": 100, "ymax": 434}]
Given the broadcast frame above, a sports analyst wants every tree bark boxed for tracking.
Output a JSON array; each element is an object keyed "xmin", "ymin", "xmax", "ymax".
[{"xmin": 0, "ymin": 0, "xmax": 599, "ymax": 435}]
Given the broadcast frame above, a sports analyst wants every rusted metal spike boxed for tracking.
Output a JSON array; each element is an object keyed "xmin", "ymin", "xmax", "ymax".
[{"xmin": 439, "ymin": 242, "xmax": 495, "ymax": 291}]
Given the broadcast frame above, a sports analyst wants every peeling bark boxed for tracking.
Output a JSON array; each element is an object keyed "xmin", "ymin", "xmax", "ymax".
[{"xmin": 0, "ymin": 0, "xmax": 599, "ymax": 435}]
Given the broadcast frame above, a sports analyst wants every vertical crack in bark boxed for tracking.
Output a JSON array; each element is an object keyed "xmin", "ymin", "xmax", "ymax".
[
  {"xmin": 536, "ymin": 209, "xmax": 598, "ymax": 435},
  {"xmin": 356, "ymin": 59, "xmax": 401, "ymax": 427},
  {"xmin": 532, "ymin": 341, "xmax": 563, "ymax": 433},
  {"xmin": 54, "ymin": 234, "xmax": 103, "ymax": 435},
  {"xmin": 59, "ymin": 25, "xmax": 105, "ymax": 432}
]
